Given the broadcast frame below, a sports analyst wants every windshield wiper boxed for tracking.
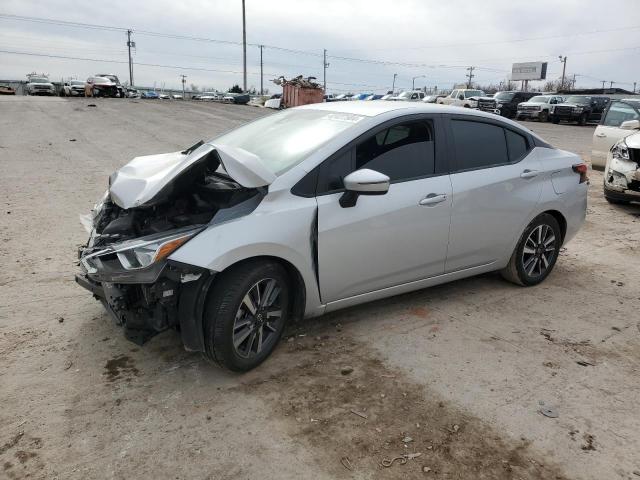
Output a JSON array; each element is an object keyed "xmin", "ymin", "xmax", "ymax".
[{"xmin": 181, "ymin": 140, "xmax": 204, "ymax": 155}]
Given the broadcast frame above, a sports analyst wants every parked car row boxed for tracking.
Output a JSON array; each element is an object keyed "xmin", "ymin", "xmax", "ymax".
[{"xmin": 193, "ymin": 91, "xmax": 251, "ymax": 105}]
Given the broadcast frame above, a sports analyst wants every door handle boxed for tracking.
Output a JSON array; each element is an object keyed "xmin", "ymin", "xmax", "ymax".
[
  {"xmin": 419, "ymin": 194, "xmax": 447, "ymax": 206},
  {"xmin": 595, "ymin": 133, "xmax": 606, "ymax": 138},
  {"xmin": 520, "ymin": 169, "xmax": 539, "ymax": 179}
]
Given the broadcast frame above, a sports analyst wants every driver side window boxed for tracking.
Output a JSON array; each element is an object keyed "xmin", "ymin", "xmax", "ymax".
[{"xmin": 316, "ymin": 120, "xmax": 436, "ymax": 194}]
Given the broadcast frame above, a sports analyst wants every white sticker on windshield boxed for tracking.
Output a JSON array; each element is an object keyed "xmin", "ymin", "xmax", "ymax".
[{"xmin": 322, "ymin": 113, "xmax": 364, "ymax": 124}]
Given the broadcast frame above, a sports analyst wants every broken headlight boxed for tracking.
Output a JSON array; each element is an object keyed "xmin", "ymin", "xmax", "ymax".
[
  {"xmin": 115, "ymin": 227, "xmax": 202, "ymax": 270},
  {"xmin": 611, "ymin": 140, "xmax": 630, "ymax": 161}
]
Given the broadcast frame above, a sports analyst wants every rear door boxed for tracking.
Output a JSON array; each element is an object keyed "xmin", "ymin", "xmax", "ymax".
[
  {"xmin": 445, "ymin": 116, "xmax": 543, "ymax": 272},
  {"xmin": 316, "ymin": 115, "xmax": 452, "ymax": 303},
  {"xmin": 592, "ymin": 101, "xmax": 640, "ymax": 167}
]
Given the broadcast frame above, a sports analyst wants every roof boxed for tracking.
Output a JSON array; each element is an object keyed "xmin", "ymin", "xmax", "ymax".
[{"xmin": 297, "ymin": 100, "xmax": 503, "ymax": 120}]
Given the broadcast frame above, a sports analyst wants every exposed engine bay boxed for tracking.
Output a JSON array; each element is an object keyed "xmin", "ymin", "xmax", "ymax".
[
  {"xmin": 76, "ymin": 141, "xmax": 267, "ymax": 348},
  {"xmin": 91, "ymin": 157, "xmax": 255, "ymax": 249}
]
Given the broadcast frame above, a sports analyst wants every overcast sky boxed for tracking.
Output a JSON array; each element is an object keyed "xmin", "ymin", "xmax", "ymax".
[{"xmin": 1, "ymin": 0, "xmax": 639, "ymax": 93}]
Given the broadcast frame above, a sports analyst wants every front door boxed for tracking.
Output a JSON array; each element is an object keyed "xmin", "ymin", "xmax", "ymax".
[{"xmin": 316, "ymin": 117, "xmax": 452, "ymax": 303}]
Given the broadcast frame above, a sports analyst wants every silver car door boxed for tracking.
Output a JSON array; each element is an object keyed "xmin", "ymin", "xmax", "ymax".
[
  {"xmin": 316, "ymin": 116, "xmax": 452, "ymax": 303},
  {"xmin": 445, "ymin": 116, "xmax": 543, "ymax": 272}
]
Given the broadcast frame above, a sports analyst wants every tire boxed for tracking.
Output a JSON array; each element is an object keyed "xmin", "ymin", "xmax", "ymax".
[
  {"xmin": 203, "ymin": 260, "xmax": 291, "ymax": 371},
  {"xmin": 579, "ymin": 113, "xmax": 588, "ymax": 126},
  {"xmin": 604, "ymin": 195, "xmax": 629, "ymax": 205},
  {"xmin": 551, "ymin": 116, "xmax": 559, "ymax": 124},
  {"xmin": 501, "ymin": 214, "xmax": 562, "ymax": 287},
  {"xmin": 539, "ymin": 111, "xmax": 549, "ymax": 122}
]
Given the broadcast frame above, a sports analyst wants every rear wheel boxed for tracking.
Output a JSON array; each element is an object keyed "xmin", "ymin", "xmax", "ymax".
[
  {"xmin": 501, "ymin": 214, "xmax": 562, "ymax": 286},
  {"xmin": 203, "ymin": 260, "xmax": 290, "ymax": 371}
]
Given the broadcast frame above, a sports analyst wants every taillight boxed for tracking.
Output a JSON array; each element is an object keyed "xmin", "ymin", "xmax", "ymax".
[{"xmin": 572, "ymin": 163, "xmax": 589, "ymax": 184}]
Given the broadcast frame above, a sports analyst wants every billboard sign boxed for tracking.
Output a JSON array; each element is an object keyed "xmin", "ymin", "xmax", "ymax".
[{"xmin": 511, "ymin": 62, "xmax": 548, "ymax": 81}]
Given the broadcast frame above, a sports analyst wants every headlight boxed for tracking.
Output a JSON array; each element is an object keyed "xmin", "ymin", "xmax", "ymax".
[
  {"xmin": 115, "ymin": 228, "xmax": 201, "ymax": 270},
  {"xmin": 611, "ymin": 140, "xmax": 630, "ymax": 161}
]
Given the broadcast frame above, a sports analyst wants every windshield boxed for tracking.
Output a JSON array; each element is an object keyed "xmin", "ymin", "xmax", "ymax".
[
  {"xmin": 71, "ymin": 81, "xmax": 85, "ymax": 86},
  {"xmin": 465, "ymin": 90, "xmax": 484, "ymax": 98},
  {"xmin": 494, "ymin": 92, "xmax": 515, "ymax": 101},
  {"xmin": 566, "ymin": 96, "xmax": 591, "ymax": 104},
  {"xmin": 397, "ymin": 92, "xmax": 412, "ymax": 98},
  {"xmin": 528, "ymin": 96, "xmax": 550, "ymax": 103},
  {"xmin": 30, "ymin": 77, "xmax": 48, "ymax": 83},
  {"xmin": 211, "ymin": 109, "xmax": 365, "ymax": 176}
]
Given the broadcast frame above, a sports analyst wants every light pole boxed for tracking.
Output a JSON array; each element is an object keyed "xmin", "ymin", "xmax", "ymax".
[
  {"xmin": 242, "ymin": 0, "xmax": 247, "ymax": 92},
  {"xmin": 180, "ymin": 74, "xmax": 186, "ymax": 98},
  {"xmin": 559, "ymin": 56, "xmax": 567, "ymax": 91},
  {"xmin": 392, "ymin": 73, "xmax": 397, "ymax": 93},
  {"xmin": 412, "ymin": 75, "xmax": 425, "ymax": 90}
]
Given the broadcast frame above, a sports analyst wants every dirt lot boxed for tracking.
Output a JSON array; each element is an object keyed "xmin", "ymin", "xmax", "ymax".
[{"xmin": 1, "ymin": 96, "xmax": 639, "ymax": 480}]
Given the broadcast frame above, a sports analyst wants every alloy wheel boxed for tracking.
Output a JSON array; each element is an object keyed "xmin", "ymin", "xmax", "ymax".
[
  {"xmin": 521, "ymin": 224, "xmax": 556, "ymax": 278},
  {"xmin": 232, "ymin": 278, "xmax": 283, "ymax": 358}
]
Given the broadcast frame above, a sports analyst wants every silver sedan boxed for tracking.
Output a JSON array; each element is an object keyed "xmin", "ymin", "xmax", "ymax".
[{"xmin": 76, "ymin": 102, "xmax": 588, "ymax": 371}]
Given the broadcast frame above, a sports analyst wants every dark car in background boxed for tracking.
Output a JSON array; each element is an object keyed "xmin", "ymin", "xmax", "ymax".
[
  {"xmin": 477, "ymin": 91, "xmax": 541, "ymax": 119},
  {"xmin": 550, "ymin": 95, "xmax": 610, "ymax": 125}
]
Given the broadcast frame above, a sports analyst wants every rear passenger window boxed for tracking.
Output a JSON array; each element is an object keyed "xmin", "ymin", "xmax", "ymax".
[
  {"xmin": 451, "ymin": 120, "xmax": 508, "ymax": 170},
  {"xmin": 603, "ymin": 102, "xmax": 639, "ymax": 127},
  {"xmin": 505, "ymin": 129, "xmax": 528, "ymax": 162},
  {"xmin": 355, "ymin": 121, "xmax": 435, "ymax": 181}
]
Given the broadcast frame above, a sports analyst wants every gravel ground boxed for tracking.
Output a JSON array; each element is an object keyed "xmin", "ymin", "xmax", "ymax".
[{"xmin": 1, "ymin": 96, "xmax": 639, "ymax": 480}]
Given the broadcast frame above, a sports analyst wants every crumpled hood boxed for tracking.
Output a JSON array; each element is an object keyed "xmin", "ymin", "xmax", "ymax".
[{"xmin": 109, "ymin": 142, "xmax": 276, "ymax": 209}]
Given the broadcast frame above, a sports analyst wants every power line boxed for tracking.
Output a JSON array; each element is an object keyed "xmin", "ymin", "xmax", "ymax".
[{"xmin": 339, "ymin": 24, "xmax": 640, "ymax": 52}]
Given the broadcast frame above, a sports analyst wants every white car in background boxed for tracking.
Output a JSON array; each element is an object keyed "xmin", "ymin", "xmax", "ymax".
[
  {"xmin": 591, "ymin": 99, "xmax": 640, "ymax": 168},
  {"xmin": 25, "ymin": 75, "xmax": 55, "ymax": 96},
  {"xmin": 516, "ymin": 95, "xmax": 564, "ymax": 122},
  {"xmin": 437, "ymin": 89, "xmax": 486, "ymax": 108},
  {"xmin": 61, "ymin": 80, "xmax": 87, "ymax": 97},
  {"xmin": 389, "ymin": 90, "xmax": 426, "ymax": 101}
]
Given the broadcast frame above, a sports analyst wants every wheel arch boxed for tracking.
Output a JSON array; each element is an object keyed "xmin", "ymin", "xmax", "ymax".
[
  {"xmin": 541, "ymin": 209, "xmax": 567, "ymax": 244},
  {"xmin": 215, "ymin": 255, "xmax": 307, "ymax": 323}
]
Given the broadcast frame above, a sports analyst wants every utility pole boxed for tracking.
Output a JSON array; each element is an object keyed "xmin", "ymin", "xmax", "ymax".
[
  {"xmin": 571, "ymin": 74, "xmax": 576, "ymax": 90},
  {"xmin": 559, "ymin": 56, "xmax": 567, "ymax": 90},
  {"xmin": 601, "ymin": 80, "xmax": 606, "ymax": 90},
  {"xmin": 465, "ymin": 66, "xmax": 475, "ymax": 88},
  {"xmin": 323, "ymin": 49, "xmax": 329, "ymax": 93},
  {"xmin": 634, "ymin": 82, "xmax": 637, "ymax": 93},
  {"xmin": 180, "ymin": 74, "xmax": 186, "ymax": 98},
  {"xmin": 126, "ymin": 29, "xmax": 135, "ymax": 87},
  {"xmin": 609, "ymin": 80, "xmax": 615, "ymax": 89},
  {"xmin": 392, "ymin": 73, "xmax": 397, "ymax": 93},
  {"xmin": 242, "ymin": 0, "xmax": 247, "ymax": 92},
  {"xmin": 412, "ymin": 75, "xmax": 425, "ymax": 90},
  {"xmin": 259, "ymin": 45, "xmax": 263, "ymax": 95}
]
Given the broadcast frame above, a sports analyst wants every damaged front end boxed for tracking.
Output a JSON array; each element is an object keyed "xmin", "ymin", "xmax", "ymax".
[
  {"xmin": 76, "ymin": 141, "xmax": 268, "ymax": 348},
  {"xmin": 604, "ymin": 135, "xmax": 640, "ymax": 201}
]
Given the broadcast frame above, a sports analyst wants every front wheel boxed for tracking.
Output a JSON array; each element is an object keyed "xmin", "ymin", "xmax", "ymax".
[
  {"xmin": 551, "ymin": 116, "xmax": 559, "ymax": 124},
  {"xmin": 501, "ymin": 214, "xmax": 562, "ymax": 286},
  {"xmin": 539, "ymin": 111, "xmax": 549, "ymax": 122},
  {"xmin": 203, "ymin": 260, "xmax": 290, "ymax": 371}
]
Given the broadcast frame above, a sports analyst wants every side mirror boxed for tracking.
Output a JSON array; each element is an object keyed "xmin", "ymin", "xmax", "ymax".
[
  {"xmin": 458, "ymin": 95, "xmax": 464, "ymax": 100},
  {"xmin": 339, "ymin": 169, "xmax": 390, "ymax": 208},
  {"xmin": 620, "ymin": 119, "xmax": 640, "ymax": 130}
]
